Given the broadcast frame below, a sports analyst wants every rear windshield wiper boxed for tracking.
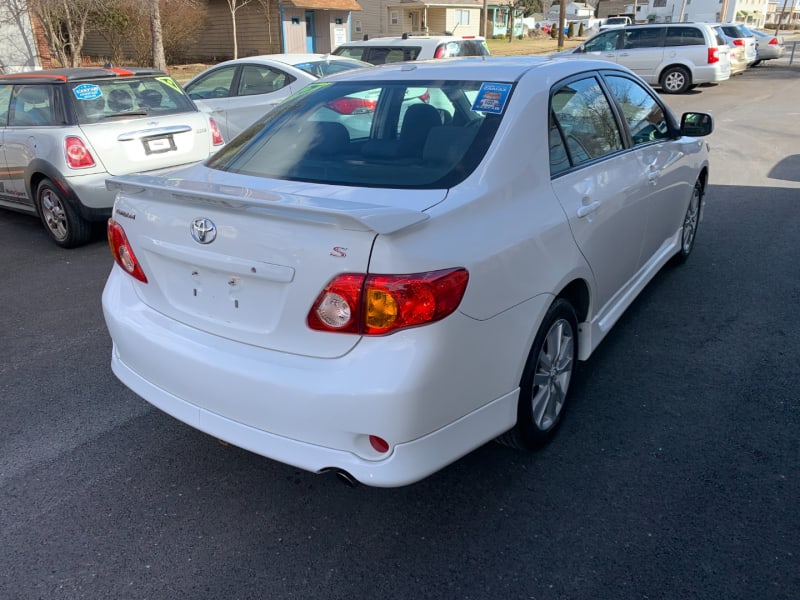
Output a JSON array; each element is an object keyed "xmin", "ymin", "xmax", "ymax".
[{"xmin": 102, "ymin": 110, "xmax": 149, "ymax": 119}]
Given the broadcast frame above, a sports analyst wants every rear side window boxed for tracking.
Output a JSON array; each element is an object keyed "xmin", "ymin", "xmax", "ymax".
[
  {"xmin": 366, "ymin": 47, "xmax": 421, "ymax": 64},
  {"xmin": 664, "ymin": 26, "xmax": 705, "ymax": 47},
  {"xmin": 207, "ymin": 80, "xmax": 506, "ymax": 189},
  {"xmin": 9, "ymin": 85, "xmax": 58, "ymax": 126},
  {"xmin": 71, "ymin": 76, "xmax": 195, "ymax": 124},
  {"xmin": 585, "ymin": 30, "xmax": 623, "ymax": 52},
  {"xmin": 549, "ymin": 76, "xmax": 623, "ymax": 175}
]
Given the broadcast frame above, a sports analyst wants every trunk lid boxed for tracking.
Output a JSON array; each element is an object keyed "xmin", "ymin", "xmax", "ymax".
[
  {"xmin": 108, "ymin": 166, "xmax": 444, "ymax": 358},
  {"xmin": 80, "ymin": 112, "xmax": 215, "ymax": 176}
]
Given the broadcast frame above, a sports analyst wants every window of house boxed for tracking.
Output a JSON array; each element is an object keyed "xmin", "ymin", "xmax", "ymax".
[
  {"xmin": 455, "ymin": 10, "xmax": 470, "ymax": 25},
  {"xmin": 390, "ymin": 11, "xmax": 399, "ymax": 25}
]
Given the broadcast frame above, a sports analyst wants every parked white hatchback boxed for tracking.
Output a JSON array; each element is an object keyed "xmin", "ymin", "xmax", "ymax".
[{"xmin": 103, "ymin": 57, "xmax": 713, "ymax": 487}]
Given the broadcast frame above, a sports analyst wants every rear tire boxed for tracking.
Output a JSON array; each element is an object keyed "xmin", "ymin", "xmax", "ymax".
[
  {"xmin": 660, "ymin": 66, "xmax": 691, "ymax": 94},
  {"xmin": 497, "ymin": 298, "xmax": 578, "ymax": 450},
  {"xmin": 36, "ymin": 178, "xmax": 92, "ymax": 248}
]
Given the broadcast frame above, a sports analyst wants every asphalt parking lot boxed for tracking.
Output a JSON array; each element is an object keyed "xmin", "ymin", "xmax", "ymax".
[{"xmin": 1, "ymin": 57, "xmax": 798, "ymax": 599}]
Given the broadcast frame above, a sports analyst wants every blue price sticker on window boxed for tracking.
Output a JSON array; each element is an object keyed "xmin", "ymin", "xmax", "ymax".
[
  {"xmin": 73, "ymin": 84, "xmax": 103, "ymax": 100},
  {"xmin": 472, "ymin": 82, "xmax": 511, "ymax": 114}
]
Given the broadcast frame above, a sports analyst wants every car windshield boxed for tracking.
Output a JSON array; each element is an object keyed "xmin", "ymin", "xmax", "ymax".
[
  {"xmin": 293, "ymin": 58, "xmax": 371, "ymax": 78},
  {"xmin": 206, "ymin": 79, "xmax": 508, "ymax": 189},
  {"xmin": 70, "ymin": 76, "xmax": 196, "ymax": 124}
]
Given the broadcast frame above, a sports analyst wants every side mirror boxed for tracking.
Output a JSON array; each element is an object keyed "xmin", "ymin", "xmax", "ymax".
[{"xmin": 680, "ymin": 112, "xmax": 713, "ymax": 137}]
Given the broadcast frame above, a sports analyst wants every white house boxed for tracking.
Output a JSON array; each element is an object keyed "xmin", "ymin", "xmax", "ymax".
[
  {"xmin": 623, "ymin": 0, "xmax": 769, "ymax": 25},
  {"xmin": 0, "ymin": 0, "xmax": 41, "ymax": 72},
  {"xmin": 547, "ymin": 2, "xmax": 596, "ymax": 21}
]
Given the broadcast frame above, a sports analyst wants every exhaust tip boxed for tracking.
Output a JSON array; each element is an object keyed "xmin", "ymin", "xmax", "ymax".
[{"xmin": 333, "ymin": 469, "xmax": 359, "ymax": 487}]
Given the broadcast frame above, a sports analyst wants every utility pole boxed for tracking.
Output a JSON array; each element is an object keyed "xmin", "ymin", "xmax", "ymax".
[
  {"xmin": 557, "ymin": 0, "xmax": 566, "ymax": 50},
  {"xmin": 775, "ymin": 0, "xmax": 790, "ymax": 36}
]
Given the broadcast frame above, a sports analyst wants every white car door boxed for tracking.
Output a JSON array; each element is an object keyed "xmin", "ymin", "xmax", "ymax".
[
  {"xmin": 603, "ymin": 73, "xmax": 693, "ymax": 263},
  {"xmin": 548, "ymin": 75, "xmax": 648, "ymax": 312}
]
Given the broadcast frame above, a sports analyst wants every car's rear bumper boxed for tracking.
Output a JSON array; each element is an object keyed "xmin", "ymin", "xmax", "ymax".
[{"xmin": 102, "ymin": 267, "xmax": 533, "ymax": 487}]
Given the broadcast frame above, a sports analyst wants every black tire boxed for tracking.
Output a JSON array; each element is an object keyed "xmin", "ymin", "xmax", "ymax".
[
  {"xmin": 497, "ymin": 298, "xmax": 578, "ymax": 450},
  {"xmin": 673, "ymin": 178, "xmax": 703, "ymax": 264},
  {"xmin": 660, "ymin": 66, "xmax": 691, "ymax": 94},
  {"xmin": 35, "ymin": 178, "xmax": 92, "ymax": 248}
]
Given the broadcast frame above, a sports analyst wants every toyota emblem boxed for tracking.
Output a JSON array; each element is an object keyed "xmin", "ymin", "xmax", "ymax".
[{"xmin": 190, "ymin": 217, "xmax": 217, "ymax": 244}]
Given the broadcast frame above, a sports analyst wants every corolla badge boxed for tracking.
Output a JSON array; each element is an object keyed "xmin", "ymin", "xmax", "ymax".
[{"xmin": 190, "ymin": 217, "xmax": 217, "ymax": 244}]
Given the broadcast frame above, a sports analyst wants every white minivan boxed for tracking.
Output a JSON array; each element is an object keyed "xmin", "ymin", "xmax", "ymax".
[{"xmin": 555, "ymin": 23, "xmax": 732, "ymax": 93}]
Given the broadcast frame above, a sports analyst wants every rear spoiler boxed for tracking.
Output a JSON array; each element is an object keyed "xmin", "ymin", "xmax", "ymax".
[{"xmin": 107, "ymin": 174, "xmax": 430, "ymax": 235}]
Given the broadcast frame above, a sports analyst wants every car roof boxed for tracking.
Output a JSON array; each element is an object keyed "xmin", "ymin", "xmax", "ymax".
[
  {"xmin": 336, "ymin": 34, "xmax": 484, "ymax": 47},
  {"xmin": 210, "ymin": 53, "xmax": 370, "ymax": 68},
  {"xmin": 319, "ymin": 55, "xmax": 629, "ymax": 83},
  {"xmin": 0, "ymin": 66, "xmax": 165, "ymax": 84}
]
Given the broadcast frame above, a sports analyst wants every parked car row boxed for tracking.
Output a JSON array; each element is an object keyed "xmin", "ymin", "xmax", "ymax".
[{"xmin": 555, "ymin": 22, "xmax": 784, "ymax": 93}]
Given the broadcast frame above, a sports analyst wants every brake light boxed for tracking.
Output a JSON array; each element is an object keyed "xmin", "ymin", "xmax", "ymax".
[
  {"xmin": 209, "ymin": 117, "xmax": 224, "ymax": 145},
  {"xmin": 107, "ymin": 219, "xmax": 148, "ymax": 283},
  {"xmin": 434, "ymin": 45, "xmax": 445, "ymax": 59},
  {"xmin": 769, "ymin": 38, "xmax": 779, "ymax": 45},
  {"xmin": 733, "ymin": 39, "xmax": 744, "ymax": 47},
  {"xmin": 65, "ymin": 136, "xmax": 95, "ymax": 168},
  {"xmin": 326, "ymin": 97, "xmax": 377, "ymax": 115},
  {"xmin": 707, "ymin": 47, "xmax": 719, "ymax": 64},
  {"xmin": 307, "ymin": 268, "xmax": 469, "ymax": 335}
]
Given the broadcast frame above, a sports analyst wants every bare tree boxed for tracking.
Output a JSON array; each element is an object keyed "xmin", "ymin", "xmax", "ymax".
[
  {"xmin": 254, "ymin": 0, "xmax": 274, "ymax": 48},
  {"xmin": 150, "ymin": 0, "xmax": 166, "ymax": 70},
  {"xmin": 226, "ymin": 0, "xmax": 253, "ymax": 60},
  {"xmin": 29, "ymin": 0, "xmax": 99, "ymax": 67}
]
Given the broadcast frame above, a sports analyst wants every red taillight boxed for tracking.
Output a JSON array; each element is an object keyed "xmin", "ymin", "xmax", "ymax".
[
  {"xmin": 325, "ymin": 97, "xmax": 377, "ymax": 115},
  {"xmin": 769, "ymin": 38, "xmax": 779, "ymax": 45},
  {"xmin": 307, "ymin": 268, "xmax": 469, "ymax": 335},
  {"xmin": 418, "ymin": 90, "xmax": 430, "ymax": 103},
  {"xmin": 209, "ymin": 117, "xmax": 224, "ymax": 145},
  {"xmin": 107, "ymin": 219, "xmax": 148, "ymax": 283},
  {"xmin": 434, "ymin": 45, "xmax": 445, "ymax": 59},
  {"xmin": 733, "ymin": 39, "xmax": 744, "ymax": 46},
  {"xmin": 707, "ymin": 47, "xmax": 719, "ymax": 64},
  {"xmin": 65, "ymin": 136, "xmax": 95, "ymax": 168}
]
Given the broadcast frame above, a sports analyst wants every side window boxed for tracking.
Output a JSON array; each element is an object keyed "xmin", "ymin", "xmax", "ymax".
[
  {"xmin": 605, "ymin": 75, "xmax": 669, "ymax": 145},
  {"xmin": 0, "ymin": 84, "xmax": 12, "ymax": 126},
  {"xmin": 585, "ymin": 30, "xmax": 622, "ymax": 52},
  {"xmin": 665, "ymin": 26, "xmax": 704, "ymax": 47},
  {"xmin": 9, "ymin": 85, "xmax": 55, "ymax": 126},
  {"xmin": 239, "ymin": 65, "xmax": 291, "ymax": 96},
  {"xmin": 185, "ymin": 66, "xmax": 236, "ymax": 100},
  {"xmin": 549, "ymin": 76, "xmax": 623, "ymax": 172},
  {"xmin": 624, "ymin": 27, "xmax": 666, "ymax": 49}
]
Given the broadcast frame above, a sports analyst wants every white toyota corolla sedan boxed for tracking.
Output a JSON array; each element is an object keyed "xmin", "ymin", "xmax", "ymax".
[{"xmin": 102, "ymin": 56, "xmax": 713, "ymax": 487}]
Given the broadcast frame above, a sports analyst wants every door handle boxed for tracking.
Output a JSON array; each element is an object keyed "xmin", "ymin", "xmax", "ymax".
[{"xmin": 577, "ymin": 200, "xmax": 600, "ymax": 218}]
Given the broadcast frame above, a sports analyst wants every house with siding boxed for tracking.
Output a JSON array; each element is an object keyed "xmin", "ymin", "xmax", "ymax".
[
  {"xmin": 351, "ymin": 0, "xmax": 484, "ymax": 41},
  {"xmin": 83, "ymin": 0, "xmax": 363, "ymax": 63}
]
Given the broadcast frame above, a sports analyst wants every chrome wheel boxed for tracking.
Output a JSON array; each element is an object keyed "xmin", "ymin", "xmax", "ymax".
[
  {"xmin": 682, "ymin": 183, "xmax": 701, "ymax": 255},
  {"xmin": 39, "ymin": 186, "xmax": 69, "ymax": 241},
  {"xmin": 530, "ymin": 317, "xmax": 575, "ymax": 431},
  {"xmin": 662, "ymin": 67, "xmax": 690, "ymax": 94}
]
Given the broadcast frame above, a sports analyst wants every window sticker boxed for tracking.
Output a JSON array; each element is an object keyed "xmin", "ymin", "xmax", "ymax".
[
  {"xmin": 73, "ymin": 84, "xmax": 103, "ymax": 100},
  {"xmin": 472, "ymin": 82, "xmax": 511, "ymax": 114},
  {"xmin": 156, "ymin": 76, "xmax": 183, "ymax": 93}
]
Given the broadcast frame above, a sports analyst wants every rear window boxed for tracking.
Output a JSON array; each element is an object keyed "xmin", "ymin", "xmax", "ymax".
[
  {"xmin": 70, "ymin": 76, "xmax": 195, "ymax": 124},
  {"xmin": 721, "ymin": 25, "xmax": 748, "ymax": 38},
  {"xmin": 436, "ymin": 40, "xmax": 489, "ymax": 58},
  {"xmin": 207, "ymin": 80, "xmax": 508, "ymax": 189}
]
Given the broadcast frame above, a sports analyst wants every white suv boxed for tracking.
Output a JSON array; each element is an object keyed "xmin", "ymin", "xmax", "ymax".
[
  {"xmin": 556, "ymin": 23, "xmax": 732, "ymax": 93},
  {"xmin": 332, "ymin": 33, "xmax": 489, "ymax": 65}
]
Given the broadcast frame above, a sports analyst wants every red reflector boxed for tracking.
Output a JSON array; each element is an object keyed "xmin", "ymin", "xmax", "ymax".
[
  {"xmin": 707, "ymin": 48, "xmax": 719, "ymax": 64},
  {"xmin": 326, "ymin": 97, "xmax": 377, "ymax": 115},
  {"xmin": 369, "ymin": 435, "xmax": 390, "ymax": 453},
  {"xmin": 107, "ymin": 219, "xmax": 148, "ymax": 283},
  {"xmin": 65, "ymin": 136, "xmax": 95, "ymax": 168}
]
